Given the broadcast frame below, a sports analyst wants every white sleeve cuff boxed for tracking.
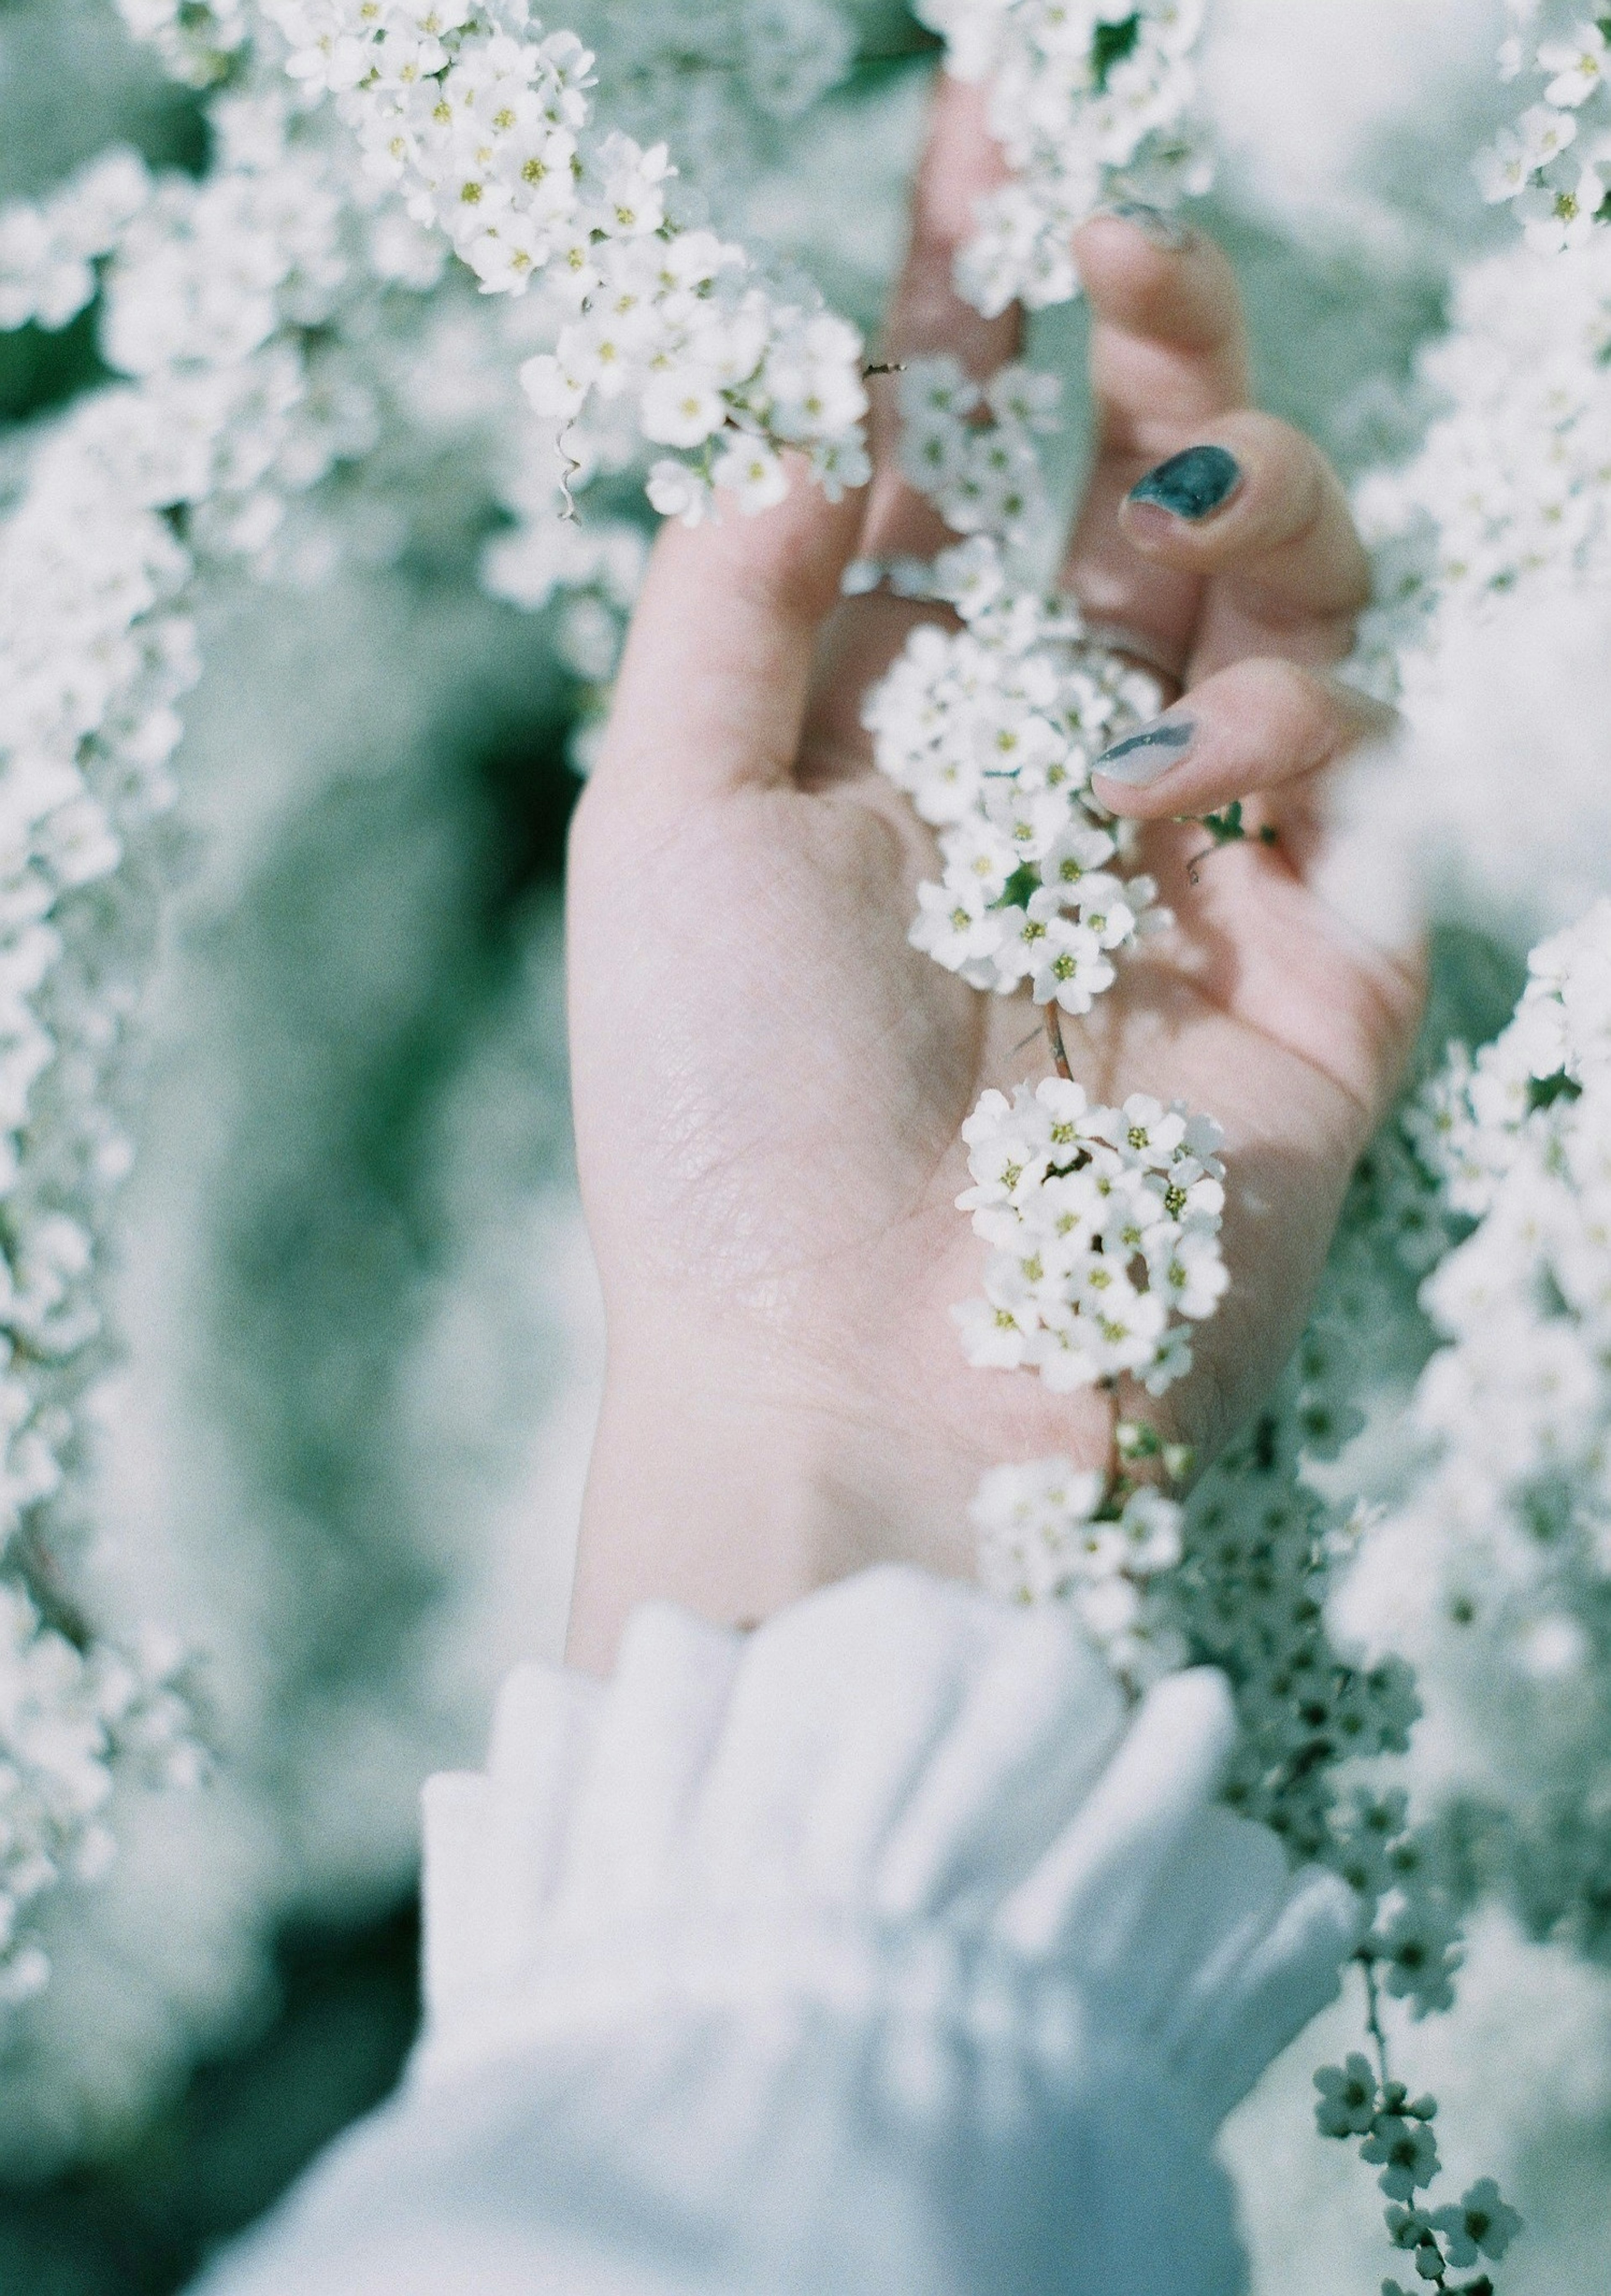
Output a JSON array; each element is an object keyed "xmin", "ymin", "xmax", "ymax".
[
  {"xmin": 420, "ymin": 1564, "xmax": 1358, "ymax": 2137},
  {"xmin": 194, "ymin": 1565, "xmax": 1359, "ymax": 2296}
]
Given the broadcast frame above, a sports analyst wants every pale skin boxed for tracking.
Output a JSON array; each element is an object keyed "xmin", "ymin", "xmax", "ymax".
[{"xmin": 565, "ymin": 80, "xmax": 1424, "ymax": 1672}]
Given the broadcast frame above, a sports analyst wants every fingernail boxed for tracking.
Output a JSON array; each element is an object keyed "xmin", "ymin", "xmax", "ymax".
[
  {"xmin": 1128, "ymin": 445, "xmax": 1242, "ymax": 522},
  {"xmin": 1093, "ymin": 716, "xmax": 1194, "ymax": 786},
  {"xmin": 1094, "ymin": 199, "xmax": 1194, "ymax": 252}
]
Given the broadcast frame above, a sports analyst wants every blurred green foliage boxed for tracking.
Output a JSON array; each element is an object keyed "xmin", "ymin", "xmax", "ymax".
[{"xmin": 0, "ymin": 1897, "xmax": 420, "ymax": 2295}]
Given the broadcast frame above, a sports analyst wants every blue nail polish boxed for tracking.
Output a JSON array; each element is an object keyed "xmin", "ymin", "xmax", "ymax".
[
  {"xmin": 1094, "ymin": 717, "xmax": 1194, "ymax": 785},
  {"xmin": 1129, "ymin": 445, "xmax": 1241, "ymax": 521}
]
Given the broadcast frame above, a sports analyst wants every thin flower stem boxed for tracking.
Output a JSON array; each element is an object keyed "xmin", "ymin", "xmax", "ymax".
[
  {"xmin": 1361, "ymin": 1953, "xmax": 1393, "ymax": 2090},
  {"xmin": 1045, "ymin": 1001, "xmax": 1073, "ymax": 1081}
]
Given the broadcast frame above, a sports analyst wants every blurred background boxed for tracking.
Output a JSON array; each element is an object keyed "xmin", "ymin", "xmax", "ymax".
[{"xmin": 7, "ymin": 3, "xmax": 1611, "ymax": 2291}]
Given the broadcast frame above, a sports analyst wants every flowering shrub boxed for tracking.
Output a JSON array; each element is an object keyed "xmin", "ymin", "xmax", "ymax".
[
  {"xmin": 13, "ymin": 0, "xmax": 1611, "ymax": 2282},
  {"xmin": 0, "ymin": 0, "xmax": 879, "ymax": 2026}
]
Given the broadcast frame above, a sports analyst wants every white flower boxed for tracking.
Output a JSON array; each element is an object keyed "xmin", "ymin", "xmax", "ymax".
[
  {"xmin": 1431, "ymin": 2180, "xmax": 1525, "ymax": 2267},
  {"xmin": 1152, "ymin": 1229, "xmax": 1230, "ymax": 1320},
  {"xmin": 1117, "ymin": 1485, "xmax": 1184, "ymax": 1573},
  {"xmin": 1475, "ymin": 122, "xmax": 1537, "ymax": 202},
  {"xmin": 910, "ymin": 879, "xmax": 1008, "ymax": 972},
  {"xmin": 1031, "ymin": 921, "xmax": 1116, "ymax": 1012},
  {"xmin": 1041, "ymin": 823, "xmax": 1118, "ymax": 892},
  {"xmin": 639, "ymin": 369, "xmax": 729, "ymax": 449},
  {"xmin": 465, "ymin": 214, "xmax": 551, "ymax": 294},
  {"xmin": 710, "ymin": 437, "xmax": 789, "ymax": 513},
  {"xmin": 645, "ymin": 458, "xmax": 713, "ymax": 526},
  {"xmin": 1519, "ymin": 157, "xmax": 1609, "ymax": 250},
  {"xmin": 1518, "ymin": 98, "xmax": 1580, "ymax": 170},
  {"xmin": 1539, "ymin": 22, "xmax": 1609, "ymax": 106},
  {"xmin": 519, "ymin": 351, "xmax": 590, "ymax": 423},
  {"xmin": 954, "ymin": 1286, "xmax": 1039, "ymax": 1371}
]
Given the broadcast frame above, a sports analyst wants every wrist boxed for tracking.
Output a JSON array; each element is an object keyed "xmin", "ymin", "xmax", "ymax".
[{"xmin": 563, "ymin": 1339, "xmax": 1114, "ymax": 1672}]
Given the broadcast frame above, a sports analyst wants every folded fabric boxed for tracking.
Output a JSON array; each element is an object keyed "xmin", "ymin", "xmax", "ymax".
[{"xmin": 193, "ymin": 1565, "xmax": 1359, "ymax": 2296}]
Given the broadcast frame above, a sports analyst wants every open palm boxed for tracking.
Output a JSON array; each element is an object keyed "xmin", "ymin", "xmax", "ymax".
[{"xmin": 566, "ymin": 83, "xmax": 1422, "ymax": 1664}]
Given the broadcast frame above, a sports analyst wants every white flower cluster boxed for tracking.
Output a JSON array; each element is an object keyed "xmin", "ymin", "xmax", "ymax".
[
  {"xmin": 864, "ymin": 535, "xmax": 1170, "ymax": 1009},
  {"xmin": 1479, "ymin": 5, "xmax": 1611, "ymax": 251},
  {"xmin": 0, "ymin": 146, "xmax": 151, "ymax": 332},
  {"xmin": 968, "ymin": 1365, "xmax": 1457, "ymax": 2015},
  {"xmin": 0, "ymin": 1584, "xmax": 200, "ymax": 2006},
  {"xmin": 260, "ymin": 0, "xmax": 872, "ymax": 524},
  {"xmin": 1353, "ymin": 226, "xmax": 1611, "ymax": 681},
  {"xmin": 1397, "ymin": 904, "xmax": 1611, "ymax": 1630},
  {"xmin": 0, "ymin": 82, "xmax": 450, "ymax": 2001},
  {"xmin": 954, "ymin": 1075, "xmax": 1227, "ymax": 1396},
  {"xmin": 892, "ymin": 353, "xmax": 1060, "ymax": 553},
  {"xmin": 0, "ymin": 462, "xmax": 189, "ymax": 1543},
  {"xmin": 915, "ymin": 0, "xmax": 1210, "ymax": 316},
  {"xmin": 972, "ymin": 1453, "xmax": 1187, "ymax": 1686},
  {"xmin": 1316, "ymin": 2056, "xmax": 1524, "ymax": 2289},
  {"xmin": 1175, "ymin": 1405, "xmax": 1458, "ymax": 2001}
]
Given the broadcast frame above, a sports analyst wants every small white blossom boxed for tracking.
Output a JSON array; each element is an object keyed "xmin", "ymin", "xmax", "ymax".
[
  {"xmin": 1314, "ymin": 2055, "xmax": 1380, "ymax": 2140},
  {"xmin": 645, "ymin": 457, "xmax": 713, "ymax": 526},
  {"xmin": 710, "ymin": 436, "xmax": 789, "ymax": 513},
  {"xmin": 1539, "ymin": 21, "xmax": 1609, "ymax": 107},
  {"xmin": 1431, "ymin": 2179, "xmax": 1525, "ymax": 2266},
  {"xmin": 1519, "ymin": 155, "xmax": 1609, "ymax": 248},
  {"xmin": 1362, "ymin": 2106, "xmax": 1442, "ymax": 2201}
]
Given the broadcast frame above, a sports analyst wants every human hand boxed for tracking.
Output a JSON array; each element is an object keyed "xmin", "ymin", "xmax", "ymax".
[{"xmin": 564, "ymin": 79, "xmax": 1422, "ymax": 1669}]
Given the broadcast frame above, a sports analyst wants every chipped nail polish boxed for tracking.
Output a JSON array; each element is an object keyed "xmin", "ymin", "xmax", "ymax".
[
  {"xmin": 1128, "ymin": 445, "xmax": 1242, "ymax": 522},
  {"xmin": 1094, "ymin": 717, "xmax": 1194, "ymax": 785}
]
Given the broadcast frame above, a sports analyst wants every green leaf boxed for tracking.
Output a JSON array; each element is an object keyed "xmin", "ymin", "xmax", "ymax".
[
  {"xmin": 1528, "ymin": 1070, "xmax": 1582, "ymax": 1112},
  {"xmin": 1199, "ymin": 800, "xmax": 1246, "ymax": 845},
  {"xmin": 991, "ymin": 863, "xmax": 1042, "ymax": 911},
  {"xmin": 1092, "ymin": 12, "xmax": 1143, "ymax": 91}
]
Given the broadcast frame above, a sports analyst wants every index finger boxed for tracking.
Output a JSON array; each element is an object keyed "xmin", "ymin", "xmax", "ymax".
[{"xmin": 857, "ymin": 71, "xmax": 1022, "ymax": 568}]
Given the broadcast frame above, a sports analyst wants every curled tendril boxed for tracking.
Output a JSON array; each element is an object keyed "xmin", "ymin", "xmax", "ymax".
[{"xmin": 555, "ymin": 421, "xmax": 584, "ymax": 522}]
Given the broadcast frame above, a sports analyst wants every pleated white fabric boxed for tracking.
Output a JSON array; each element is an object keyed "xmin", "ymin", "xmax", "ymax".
[{"xmin": 193, "ymin": 1566, "xmax": 1360, "ymax": 2296}]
